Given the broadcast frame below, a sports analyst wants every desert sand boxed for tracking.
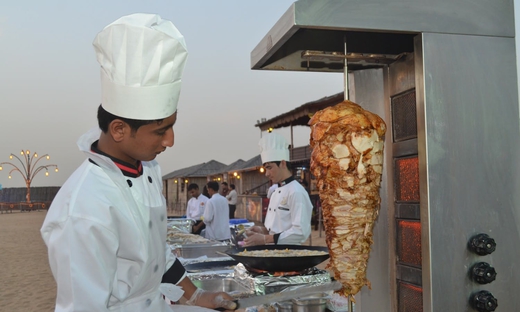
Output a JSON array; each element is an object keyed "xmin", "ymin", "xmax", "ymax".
[
  {"xmin": 0, "ymin": 211, "xmax": 56, "ymax": 312},
  {"xmin": 0, "ymin": 210, "xmax": 328, "ymax": 312}
]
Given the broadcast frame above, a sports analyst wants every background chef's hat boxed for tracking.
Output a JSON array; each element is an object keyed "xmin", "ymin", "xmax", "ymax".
[
  {"xmin": 93, "ymin": 13, "xmax": 188, "ymax": 120},
  {"xmin": 259, "ymin": 132, "xmax": 290, "ymax": 163}
]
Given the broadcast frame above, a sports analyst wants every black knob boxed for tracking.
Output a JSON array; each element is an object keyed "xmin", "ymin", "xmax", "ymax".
[
  {"xmin": 468, "ymin": 233, "xmax": 496, "ymax": 255},
  {"xmin": 470, "ymin": 262, "xmax": 497, "ymax": 284},
  {"xmin": 469, "ymin": 290, "xmax": 498, "ymax": 311}
]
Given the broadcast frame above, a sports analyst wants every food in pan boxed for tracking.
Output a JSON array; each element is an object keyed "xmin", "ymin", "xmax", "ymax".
[
  {"xmin": 167, "ymin": 228, "xmax": 210, "ymax": 244},
  {"xmin": 309, "ymin": 100, "xmax": 386, "ymax": 297},
  {"xmin": 236, "ymin": 248, "xmax": 328, "ymax": 257}
]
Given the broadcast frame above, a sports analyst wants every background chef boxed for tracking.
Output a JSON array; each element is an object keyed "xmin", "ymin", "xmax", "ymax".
[
  {"xmin": 244, "ymin": 132, "xmax": 312, "ymax": 246},
  {"xmin": 41, "ymin": 13, "xmax": 236, "ymax": 312},
  {"xmin": 186, "ymin": 183, "xmax": 208, "ymax": 235}
]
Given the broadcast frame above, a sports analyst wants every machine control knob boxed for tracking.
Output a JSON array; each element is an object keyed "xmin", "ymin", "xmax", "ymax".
[
  {"xmin": 468, "ymin": 233, "xmax": 496, "ymax": 255},
  {"xmin": 470, "ymin": 262, "xmax": 497, "ymax": 284},
  {"xmin": 469, "ymin": 290, "xmax": 498, "ymax": 311}
]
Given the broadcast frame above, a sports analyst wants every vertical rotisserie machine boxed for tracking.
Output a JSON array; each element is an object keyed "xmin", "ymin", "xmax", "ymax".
[{"xmin": 251, "ymin": 1, "xmax": 520, "ymax": 311}]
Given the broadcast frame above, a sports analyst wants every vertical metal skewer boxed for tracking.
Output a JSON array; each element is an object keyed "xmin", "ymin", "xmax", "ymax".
[
  {"xmin": 347, "ymin": 294, "xmax": 354, "ymax": 312},
  {"xmin": 344, "ymin": 35, "xmax": 349, "ymax": 101},
  {"xmin": 344, "ymin": 34, "xmax": 354, "ymax": 312}
]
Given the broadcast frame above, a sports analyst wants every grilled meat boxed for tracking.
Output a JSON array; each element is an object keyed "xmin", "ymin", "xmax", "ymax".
[{"xmin": 309, "ymin": 100, "xmax": 386, "ymax": 297}]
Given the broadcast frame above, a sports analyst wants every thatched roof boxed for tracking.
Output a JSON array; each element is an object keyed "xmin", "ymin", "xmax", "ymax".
[
  {"xmin": 162, "ymin": 160, "xmax": 227, "ymax": 180},
  {"xmin": 219, "ymin": 159, "xmax": 246, "ymax": 174},
  {"xmin": 238, "ymin": 154, "xmax": 263, "ymax": 171},
  {"xmin": 254, "ymin": 92, "xmax": 343, "ymax": 131}
]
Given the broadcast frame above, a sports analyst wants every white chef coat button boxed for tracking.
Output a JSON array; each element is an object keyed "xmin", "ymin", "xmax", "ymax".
[
  {"xmin": 149, "ymin": 220, "xmax": 153, "ymax": 228},
  {"xmin": 145, "ymin": 298, "xmax": 152, "ymax": 306},
  {"xmin": 160, "ymin": 215, "xmax": 165, "ymax": 221},
  {"xmin": 148, "ymin": 176, "xmax": 153, "ymax": 183},
  {"xmin": 154, "ymin": 264, "xmax": 159, "ymax": 272},
  {"xmin": 127, "ymin": 180, "xmax": 132, "ymax": 187}
]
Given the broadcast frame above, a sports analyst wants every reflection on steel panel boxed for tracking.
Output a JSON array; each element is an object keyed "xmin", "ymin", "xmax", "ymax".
[{"xmin": 392, "ymin": 90, "xmax": 417, "ymax": 142}]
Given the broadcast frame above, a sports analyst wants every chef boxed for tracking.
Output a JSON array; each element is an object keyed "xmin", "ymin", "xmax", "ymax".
[
  {"xmin": 186, "ymin": 183, "xmax": 208, "ymax": 235},
  {"xmin": 40, "ymin": 13, "xmax": 236, "ymax": 312},
  {"xmin": 244, "ymin": 132, "xmax": 312, "ymax": 246}
]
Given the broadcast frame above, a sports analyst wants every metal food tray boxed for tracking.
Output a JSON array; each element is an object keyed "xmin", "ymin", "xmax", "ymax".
[
  {"xmin": 172, "ymin": 243, "xmax": 232, "ymax": 259},
  {"xmin": 233, "ymin": 263, "xmax": 332, "ymax": 295},
  {"xmin": 167, "ymin": 219, "xmax": 195, "ymax": 233}
]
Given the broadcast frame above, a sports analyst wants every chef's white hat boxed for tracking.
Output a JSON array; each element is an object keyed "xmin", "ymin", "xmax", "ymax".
[
  {"xmin": 259, "ymin": 132, "xmax": 290, "ymax": 164},
  {"xmin": 93, "ymin": 13, "xmax": 188, "ymax": 120}
]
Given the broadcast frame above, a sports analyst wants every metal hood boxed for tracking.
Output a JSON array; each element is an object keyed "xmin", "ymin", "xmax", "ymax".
[{"xmin": 251, "ymin": 0, "xmax": 514, "ymax": 72}]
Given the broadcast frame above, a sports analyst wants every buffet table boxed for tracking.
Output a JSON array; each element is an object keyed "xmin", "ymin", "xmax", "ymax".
[{"xmin": 165, "ymin": 218, "xmax": 342, "ymax": 311}]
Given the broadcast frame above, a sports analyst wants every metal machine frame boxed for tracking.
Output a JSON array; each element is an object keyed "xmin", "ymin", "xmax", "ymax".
[{"xmin": 251, "ymin": 1, "xmax": 520, "ymax": 310}]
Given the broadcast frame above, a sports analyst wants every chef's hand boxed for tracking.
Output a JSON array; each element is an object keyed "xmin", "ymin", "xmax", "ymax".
[
  {"xmin": 186, "ymin": 288, "xmax": 237, "ymax": 310},
  {"xmin": 246, "ymin": 225, "xmax": 267, "ymax": 235},
  {"xmin": 243, "ymin": 233, "xmax": 267, "ymax": 247}
]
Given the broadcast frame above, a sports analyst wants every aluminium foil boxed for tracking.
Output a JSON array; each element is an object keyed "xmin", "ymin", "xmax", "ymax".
[{"xmin": 233, "ymin": 263, "xmax": 331, "ymax": 295}]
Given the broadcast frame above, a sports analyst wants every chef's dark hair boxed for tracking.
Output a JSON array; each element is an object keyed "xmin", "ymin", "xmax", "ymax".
[
  {"xmin": 207, "ymin": 181, "xmax": 219, "ymax": 192},
  {"xmin": 264, "ymin": 160, "xmax": 292, "ymax": 170},
  {"xmin": 97, "ymin": 105, "xmax": 163, "ymax": 132},
  {"xmin": 187, "ymin": 183, "xmax": 199, "ymax": 191}
]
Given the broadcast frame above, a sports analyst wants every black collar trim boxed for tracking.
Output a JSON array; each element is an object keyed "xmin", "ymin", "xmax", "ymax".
[
  {"xmin": 90, "ymin": 141, "xmax": 143, "ymax": 178},
  {"xmin": 278, "ymin": 176, "xmax": 295, "ymax": 187}
]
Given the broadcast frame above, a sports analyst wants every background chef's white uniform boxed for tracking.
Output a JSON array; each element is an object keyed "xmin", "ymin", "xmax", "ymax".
[
  {"xmin": 259, "ymin": 133, "xmax": 313, "ymax": 245},
  {"xmin": 186, "ymin": 194, "xmax": 208, "ymax": 220},
  {"xmin": 40, "ymin": 14, "xmax": 211, "ymax": 311},
  {"xmin": 203, "ymin": 193, "xmax": 231, "ymax": 241},
  {"xmin": 266, "ymin": 183, "xmax": 278, "ymax": 199},
  {"xmin": 264, "ymin": 178, "xmax": 312, "ymax": 244}
]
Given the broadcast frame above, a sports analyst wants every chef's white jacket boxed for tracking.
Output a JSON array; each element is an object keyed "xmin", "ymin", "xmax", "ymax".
[
  {"xmin": 226, "ymin": 189, "xmax": 237, "ymax": 205},
  {"xmin": 264, "ymin": 180, "xmax": 312, "ymax": 244},
  {"xmin": 186, "ymin": 194, "xmax": 208, "ymax": 220},
  {"xmin": 41, "ymin": 128, "xmax": 189, "ymax": 312},
  {"xmin": 203, "ymin": 193, "xmax": 231, "ymax": 241}
]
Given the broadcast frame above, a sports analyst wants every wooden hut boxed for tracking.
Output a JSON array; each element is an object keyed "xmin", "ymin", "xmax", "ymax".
[
  {"xmin": 210, "ymin": 159, "xmax": 246, "ymax": 193},
  {"xmin": 162, "ymin": 160, "xmax": 227, "ymax": 216}
]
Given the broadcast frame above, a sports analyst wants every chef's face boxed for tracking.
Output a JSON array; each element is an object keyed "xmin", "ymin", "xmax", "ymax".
[
  {"xmin": 188, "ymin": 188, "xmax": 200, "ymax": 198},
  {"xmin": 263, "ymin": 161, "xmax": 283, "ymax": 183},
  {"xmin": 121, "ymin": 112, "xmax": 177, "ymax": 163}
]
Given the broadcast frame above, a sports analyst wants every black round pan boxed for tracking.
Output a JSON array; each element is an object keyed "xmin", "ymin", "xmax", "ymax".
[
  {"xmin": 224, "ymin": 245, "xmax": 330, "ymax": 272},
  {"xmin": 184, "ymin": 260, "xmax": 239, "ymax": 272}
]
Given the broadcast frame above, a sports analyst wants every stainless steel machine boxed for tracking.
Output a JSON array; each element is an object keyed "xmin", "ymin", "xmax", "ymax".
[{"xmin": 251, "ymin": 1, "xmax": 520, "ymax": 311}]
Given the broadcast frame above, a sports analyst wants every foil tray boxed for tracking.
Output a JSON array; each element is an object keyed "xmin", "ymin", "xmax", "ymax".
[
  {"xmin": 167, "ymin": 219, "xmax": 195, "ymax": 233},
  {"xmin": 233, "ymin": 263, "xmax": 332, "ymax": 295}
]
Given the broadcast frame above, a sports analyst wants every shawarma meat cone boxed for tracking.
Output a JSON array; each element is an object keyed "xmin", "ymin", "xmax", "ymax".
[{"xmin": 309, "ymin": 100, "xmax": 386, "ymax": 297}]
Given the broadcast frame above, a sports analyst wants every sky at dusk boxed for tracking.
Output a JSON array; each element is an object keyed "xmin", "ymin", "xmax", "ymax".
[{"xmin": 0, "ymin": 1, "xmax": 344, "ymax": 189}]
